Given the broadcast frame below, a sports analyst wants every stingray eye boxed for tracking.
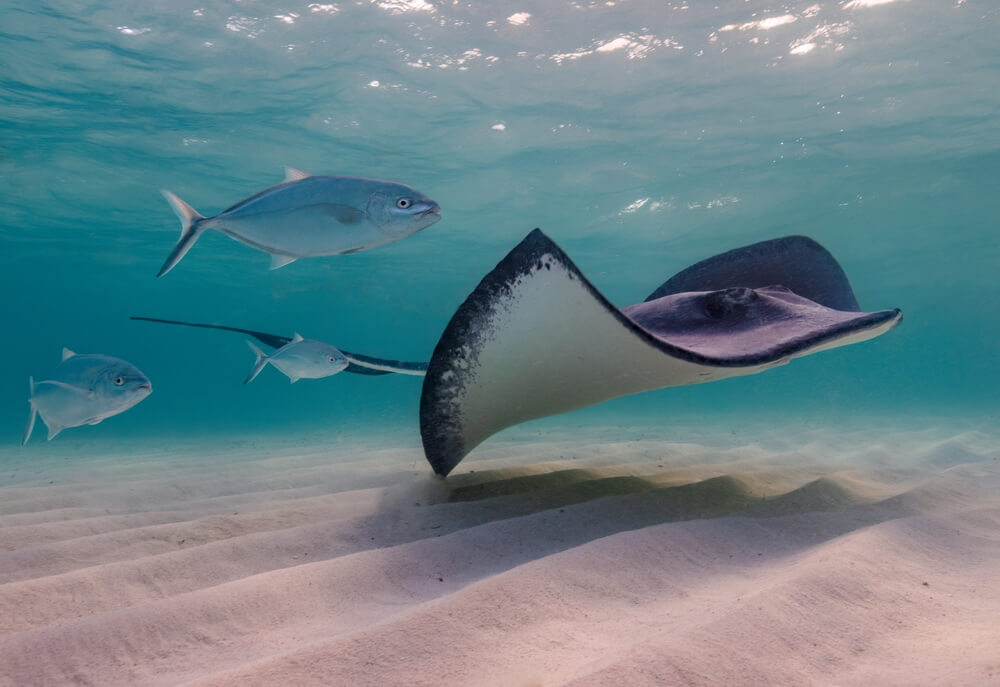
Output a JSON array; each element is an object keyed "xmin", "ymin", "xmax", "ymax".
[
  {"xmin": 113, "ymin": 376, "xmax": 125, "ymax": 386},
  {"xmin": 704, "ymin": 287, "xmax": 756, "ymax": 319},
  {"xmin": 396, "ymin": 198, "xmax": 412, "ymax": 209}
]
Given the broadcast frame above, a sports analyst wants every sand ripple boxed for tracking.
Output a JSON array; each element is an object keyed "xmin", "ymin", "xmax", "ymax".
[{"xmin": 1, "ymin": 426, "xmax": 998, "ymax": 686}]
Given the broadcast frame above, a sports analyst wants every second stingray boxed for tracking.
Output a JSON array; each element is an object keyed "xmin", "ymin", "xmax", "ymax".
[{"xmin": 130, "ymin": 316, "xmax": 428, "ymax": 377}]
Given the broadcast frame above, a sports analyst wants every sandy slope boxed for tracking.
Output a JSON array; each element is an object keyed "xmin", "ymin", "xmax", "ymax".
[{"xmin": 1, "ymin": 424, "xmax": 998, "ymax": 687}]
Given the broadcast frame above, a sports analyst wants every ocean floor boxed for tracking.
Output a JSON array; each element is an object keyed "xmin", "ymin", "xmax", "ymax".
[{"xmin": 1, "ymin": 420, "xmax": 998, "ymax": 686}]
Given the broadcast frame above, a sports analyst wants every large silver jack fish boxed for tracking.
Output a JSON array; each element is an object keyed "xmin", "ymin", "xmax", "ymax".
[
  {"xmin": 157, "ymin": 168, "xmax": 441, "ymax": 277},
  {"xmin": 24, "ymin": 349, "xmax": 152, "ymax": 444}
]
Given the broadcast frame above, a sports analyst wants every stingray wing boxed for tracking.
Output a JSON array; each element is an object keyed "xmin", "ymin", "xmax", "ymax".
[
  {"xmin": 420, "ymin": 229, "xmax": 901, "ymax": 477},
  {"xmin": 130, "ymin": 316, "xmax": 293, "ymax": 348},
  {"xmin": 340, "ymin": 351, "xmax": 428, "ymax": 376},
  {"xmin": 645, "ymin": 235, "xmax": 861, "ymax": 311}
]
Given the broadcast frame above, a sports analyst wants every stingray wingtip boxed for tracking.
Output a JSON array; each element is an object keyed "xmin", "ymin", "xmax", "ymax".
[
  {"xmin": 420, "ymin": 431, "xmax": 463, "ymax": 478},
  {"xmin": 431, "ymin": 464, "xmax": 453, "ymax": 478}
]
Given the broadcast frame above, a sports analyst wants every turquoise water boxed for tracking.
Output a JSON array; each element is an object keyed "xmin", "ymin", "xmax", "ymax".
[{"xmin": 2, "ymin": 0, "xmax": 998, "ymax": 448}]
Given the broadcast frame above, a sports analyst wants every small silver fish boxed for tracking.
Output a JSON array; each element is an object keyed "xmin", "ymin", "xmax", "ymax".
[
  {"xmin": 245, "ymin": 334, "xmax": 349, "ymax": 384},
  {"xmin": 23, "ymin": 349, "xmax": 153, "ymax": 444},
  {"xmin": 158, "ymin": 168, "xmax": 441, "ymax": 276}
]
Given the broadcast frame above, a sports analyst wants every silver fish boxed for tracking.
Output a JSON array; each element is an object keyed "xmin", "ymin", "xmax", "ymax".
[
  {"xmin": 23, "ymin": 349, "xmax": 153, "ymax": 444},
  {"xmin": 245, "ymin": 334, "xmax": 349, "ymax": 384},
  {"xmin": 158, "ymin": 168, "xmax": 441, "ymax": 276}
]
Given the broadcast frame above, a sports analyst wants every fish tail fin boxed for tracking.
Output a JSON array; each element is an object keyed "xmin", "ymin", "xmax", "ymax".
[
  {"xmin": 158, "ymin": 190, "xmax": 208, "ymax": 278},
  {"xmin": 22, "ymin": 377, "xmax": 36, "ymax": 446},
  {"xmin": 244, "ymin": 341, "xmax": 269, "ymax": 384}
]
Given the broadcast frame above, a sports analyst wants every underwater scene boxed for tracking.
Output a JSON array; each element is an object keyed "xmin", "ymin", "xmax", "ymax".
[{"xmin": 2, "ymin": 1, "xmax": 998, "ymax": 685}]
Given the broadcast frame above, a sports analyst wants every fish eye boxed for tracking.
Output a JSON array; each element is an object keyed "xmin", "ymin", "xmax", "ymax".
[
  {"xmin": 328, "ymin": 356, "xmax": 336, "ymax": 362},
  {"xmin": 396, "ymin": 198, "xmax": 412, "ymax": 209},
  {"xmin": 113, "ymin": 376, "xmax": 125, "ymax": 386}
]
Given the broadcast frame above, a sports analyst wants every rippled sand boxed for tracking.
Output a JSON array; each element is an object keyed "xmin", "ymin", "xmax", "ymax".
[{"xmin": 1, "ymin": 423, "xmax": 998, "ymax": 686}]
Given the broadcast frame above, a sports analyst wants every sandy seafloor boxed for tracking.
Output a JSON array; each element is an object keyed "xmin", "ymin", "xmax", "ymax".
[{"xmin": 1, "ymin": 418, "xmax": 998, "ymax": 687}]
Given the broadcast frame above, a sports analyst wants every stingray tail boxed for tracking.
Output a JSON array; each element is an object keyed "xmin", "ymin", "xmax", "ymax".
[
  {"xmin": 158, "ymin": 190, "xmax": 208, "ymax": 278},
  {"xmin": 244, "ymin": 341, "xmax": 270, "ymax": 384},
  {"xmin": 22, "ymin": 377, "xmax": 37, "ymax": 446}
]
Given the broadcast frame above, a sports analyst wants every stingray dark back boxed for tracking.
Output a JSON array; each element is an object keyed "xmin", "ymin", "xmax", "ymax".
[
  {"xmin": 622, "ymin": 286, "xmax": 897, "ymax": 366},
  {"xmin": 645, "ymin": 235, "xmax": 861, "ymax": 312}
]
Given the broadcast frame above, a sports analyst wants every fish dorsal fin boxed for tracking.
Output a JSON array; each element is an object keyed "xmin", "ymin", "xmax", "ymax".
[
  {"xmin": 269, "ymin": 254, "xmax": 298, "ymax": 270},
  {"xmin": 284, "ymin": 167, "xmax": 311, "ymax": 183},
  {"xmin": 292, "ymin": 333, "xmax": 304, "ymax": 343},
  {"xmin": 61, "ymin": 347, "xmax": 76, "ymax": 361}
]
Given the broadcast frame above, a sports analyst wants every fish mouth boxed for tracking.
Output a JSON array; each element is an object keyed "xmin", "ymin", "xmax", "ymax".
[
  {"xmin": 419, "ymin": 202, "xmax": 441, "ymax": 218},
  {"xmin": 416, "ymin": 204, "xmax": 442, "ymax": 230}
]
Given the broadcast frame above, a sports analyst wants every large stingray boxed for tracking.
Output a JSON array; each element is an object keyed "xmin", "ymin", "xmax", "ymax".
[
  {"xmin": 420, "ymin": 230, "xmax": 902, "ymax": 476},
  {"xmin": 130, "ymin": 316, "xmax": 427, "ymax": 376}
]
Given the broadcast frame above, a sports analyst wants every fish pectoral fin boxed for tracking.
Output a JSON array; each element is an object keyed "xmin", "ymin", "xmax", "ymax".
[
  {"xmin": 322, "ymin": 204, "xmax": 366, "ymax": 225},
  {"xmin": 34, "ymin": 380, "xmax": 94, "ymax": 398},
  {"xmin": 61, "ymin": 348, "xmax": 77, "ymax": 361},
  {"xmin": 83, "ymin": 416, "xmax": 104, "ymax": 426},
  {"xmin": 46, "ymin": 422, "xmax": 65, "ymax": 441},
  {"xmin": 269, "ymin": 254, "xmax": 298, "ymax": 270}
]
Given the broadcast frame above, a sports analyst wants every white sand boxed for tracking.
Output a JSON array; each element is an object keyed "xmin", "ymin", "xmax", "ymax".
[{"xmin": 1, "ymin": 422, "xmax": 998, "ymax": 687}]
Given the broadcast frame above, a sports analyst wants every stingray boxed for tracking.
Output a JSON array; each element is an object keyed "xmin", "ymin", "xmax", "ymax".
[
  {"xmin": 129, "ymin": 316, "xmax": 428, "ymax": 376},
  {"xmin": 420, "ymin": 229, "xmax": 902, "ymax": 476}
]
